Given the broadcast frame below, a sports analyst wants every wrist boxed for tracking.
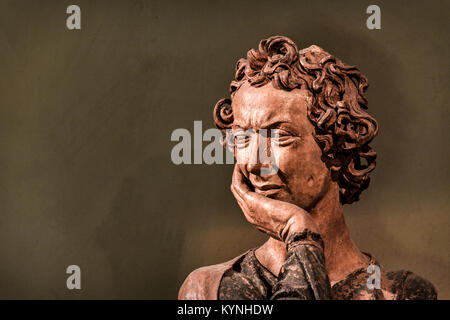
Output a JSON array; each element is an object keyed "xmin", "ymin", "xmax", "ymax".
[
  {"xmin": 280, "ymin": 215, "xmax": 320, "ymax": 242},
  {"xmin": 285, "ymin": 229, "xmax": 324, "ymax": 251}
]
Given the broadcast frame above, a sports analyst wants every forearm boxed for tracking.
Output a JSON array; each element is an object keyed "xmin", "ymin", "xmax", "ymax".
[{"xmin": 271, "ymin": 229, "xmax": 331, "ymax": 300}]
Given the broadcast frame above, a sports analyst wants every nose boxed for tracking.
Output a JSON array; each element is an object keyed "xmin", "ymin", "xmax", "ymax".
[
  {"xmin": 247, "ymin": 161, "xmax": 263, "ymax": 175},
  {"xmin": 246, "ymin": 131, "xmax": 274, "ymax": 176}
]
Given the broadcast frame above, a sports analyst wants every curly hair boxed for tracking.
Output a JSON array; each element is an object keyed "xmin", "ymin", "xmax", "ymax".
[{"xmin": 214, "ymin": 36, "xmax": 378, "ymax": 204}]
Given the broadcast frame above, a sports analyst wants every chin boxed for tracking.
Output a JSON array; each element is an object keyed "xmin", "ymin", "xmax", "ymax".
[
  {"xmin": 269, "ymin": 190, "xmax": 294, "ymax": 203},
  {"xmin": 255, "ymin": 188, "xmax": 284, "ymax": 199},
  {"xmin": 280, "ymin": 191, "xmax": 318, "ymax": 211}
]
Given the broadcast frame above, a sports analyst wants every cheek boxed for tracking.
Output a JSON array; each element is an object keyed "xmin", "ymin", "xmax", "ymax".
[{"xmin": 277, "ymin": 141, "xmax": 329, "ymax": 190}]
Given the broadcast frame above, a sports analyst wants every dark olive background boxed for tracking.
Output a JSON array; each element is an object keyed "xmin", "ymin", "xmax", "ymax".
[{"xmin": 0, "ymin": 0, "xmax": 448, "ymax": 299}]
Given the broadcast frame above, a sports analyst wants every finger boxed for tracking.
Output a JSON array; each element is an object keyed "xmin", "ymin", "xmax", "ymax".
[
  {"xmin": 231, "ymin": 165, "xmax": 266, "ymax": 208},
  {"xmin": 232, "ymin": 165, "xmax": 279, "ymax": 217},
  {"xmin": 232, "ymin": 184, "xmax": 272, "ymax": 229},
  {"xmin": 230, "ymin": 184, "xmax": 246, "ymax": 212},
  {"xmin": 231, "ymin": 184, "xmax": 257, "ymax": 225},
  {"xmin": 232, "ymin": 184, "xmax": 278, "ymax": 236},
  {"xmin": 232, "ymin": 165, "xmax": 251, "ymax": 195}
]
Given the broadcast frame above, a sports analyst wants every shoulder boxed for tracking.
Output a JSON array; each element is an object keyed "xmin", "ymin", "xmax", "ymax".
[
  {"xmin": 178, "ymin": 252, "xmax": 249, "ymax": 300},
  {"xmin": 387, "ymin": 270, "xmax": 437, "ymax": 300},
  {"xmin": 178, "ymin": 265, "xmax": 220, "ymax": 300}
]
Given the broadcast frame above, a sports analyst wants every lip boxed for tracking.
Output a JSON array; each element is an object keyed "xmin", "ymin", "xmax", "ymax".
[
  {"xmin": 254, "ymin": 188, "xmax": 282, "ymax": 197},
  {"xmin": 253, "ymin": 183, "xmax": 282, "ymax": 191},
  {"xmin": 253, "ymin": 183, "xmax": 283, "ymax": 197}
]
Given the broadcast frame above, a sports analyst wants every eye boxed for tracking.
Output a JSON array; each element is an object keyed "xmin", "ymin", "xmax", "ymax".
[
  {"xmin": 271, "ymin": 129, "xmax": 297, "ymax": 146},
  {"xmin": 235, "ymin": 135, "xmax": 249, "ymax": 148},
  {"xmin": 234, "ymin": 131, "xmax": 252, "ymax": 149}
]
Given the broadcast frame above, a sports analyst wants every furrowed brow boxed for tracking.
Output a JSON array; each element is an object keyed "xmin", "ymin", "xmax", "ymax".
[{"xmin": 260, "ymin": 121, "xmax": 288, "ymax": 129}]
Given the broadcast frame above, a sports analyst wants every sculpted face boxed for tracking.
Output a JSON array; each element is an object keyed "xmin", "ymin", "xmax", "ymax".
[{"xmin": 232, "ymin": 82, "xmax": 332, "ymax": 211}]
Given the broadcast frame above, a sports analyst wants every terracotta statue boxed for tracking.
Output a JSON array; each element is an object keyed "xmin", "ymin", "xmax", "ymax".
[{"xmin": 178, "ymin": 36, "xmax": 437, "ymax": 300}]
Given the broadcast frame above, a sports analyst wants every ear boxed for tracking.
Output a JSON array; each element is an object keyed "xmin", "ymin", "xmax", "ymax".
[{"xmin": 213, "ymin": 98, "xmax": 234, "ymax": 153}]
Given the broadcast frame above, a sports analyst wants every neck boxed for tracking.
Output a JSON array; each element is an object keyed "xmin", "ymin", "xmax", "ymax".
[
  {"xmin": 256, "ymin": 183, "xmax": 369, "ymax": 284},
  {"xmin": 309, "ymin": 183, "xmax": 369, "ymax": 283}
]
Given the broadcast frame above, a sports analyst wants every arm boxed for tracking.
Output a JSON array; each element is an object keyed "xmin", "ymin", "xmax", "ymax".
[
  {"xmin": 271, "ymin": 230, "xmax": 331, "ymax": 300},
  {"xmin": 230, "ymin": 166, "xmax": 331, "ymax": 300}
]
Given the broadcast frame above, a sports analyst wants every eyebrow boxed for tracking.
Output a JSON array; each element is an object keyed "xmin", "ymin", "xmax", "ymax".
[
  {"xmin": 232, "ymin": 121, "xmax": 291, "ymax": 130},
  {"xmin": 261, "ymin": 121, "xmax": 290, "ymax": 129}
]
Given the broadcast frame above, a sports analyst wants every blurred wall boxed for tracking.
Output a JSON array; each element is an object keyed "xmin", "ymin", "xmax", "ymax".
[{"xmin": 0, "ymin": 0, "xmax": 448, "ymax": 299}]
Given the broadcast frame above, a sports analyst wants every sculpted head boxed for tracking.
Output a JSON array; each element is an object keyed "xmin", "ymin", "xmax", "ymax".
[{"xmin": 214, "ymin": 36, "xmax": 378, "ymax": 208}]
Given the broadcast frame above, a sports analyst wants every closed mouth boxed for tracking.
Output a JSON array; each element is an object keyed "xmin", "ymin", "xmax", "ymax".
[
  {"xmin": 254, "ymin": 187, "xmax": 282, "ymax": 197},
  {"xmin": 254, "ymin": 183, "xmax": 282, "ymax": 191},
  {"xmin": 253, "ymin": 183, "xmax": 283, "ymax": 197}
]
